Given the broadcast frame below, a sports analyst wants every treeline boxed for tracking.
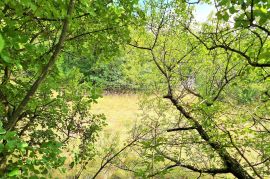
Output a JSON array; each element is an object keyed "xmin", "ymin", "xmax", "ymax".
[{"xmin": 63, "ymin": 51, "xmax": 144, "ymax": 93}]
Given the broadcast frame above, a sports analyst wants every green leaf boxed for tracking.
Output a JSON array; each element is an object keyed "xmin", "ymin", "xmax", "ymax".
[
  {"xmin": 259, "ymin": 16, "xmax": 268, "ymax": 26},
  {"xmin": 7, "ymin": 169, "xmax": 20, "ymax": 176},
  {"xmin": 69, "ymin": 161, "xmax": 75, "ymax": 169},
  {"xmin": 41, "ymin": 168, "xmax": 48, "ymax": 175},
  {"xmin": 216, "ymin": 11, "xmax": 222, "ymax": 20},
  {"xmin": 0, "ymin": 34, "xmax": 4, "ymax": 52},
  {"xmin": 6, "ymin": 140, "xmax": 17, "ymax": 151},
  {"xmin": 234, "ymin": 20, "xmax": 241, "ymax": 28},
  {"xmin": 18, "ymin": 142, "xmax": 28, "ymax": 148},
  {"xmin": 0, "ymin": 143, "xmax": 4, "ymax": 153},
  {"xmin": 154, "ymin": 155, "xmax": 165, "ymax": 162},
  {"xmin": 0, "ymin": 128, "xmax": 6, "ymax": 135},
  {"xmin": 5, "ymin": 131, "xmax": 16, "ymax": 139},
  {"xmin": 229, "ymin": 7, "xmax": 237, "ymax": 14},
  {"xmin": 223, "ymin": 12, "xmax": 229, "ymax": 21},
  {"xmin": 29, "ymin": 175, "xmax": 39, "ymax": 179},
  {"xmin": 0, "ymin": 54, "xmax": 12, "ymax": 64}
]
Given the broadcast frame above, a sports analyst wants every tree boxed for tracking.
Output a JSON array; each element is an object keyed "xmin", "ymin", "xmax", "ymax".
[
  {"xmin": 125, "ymin": 0, "xmax": 269, "ymax": 178},
  {"xmin": 189, "ymin": 0, "xmax": 270, "ymax": 68},
  {"xmin": 0, "ymin": 0, "xmax": 143, "ymax": 177}
]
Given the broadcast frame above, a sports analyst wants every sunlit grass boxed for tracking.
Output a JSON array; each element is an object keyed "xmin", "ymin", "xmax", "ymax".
[
  {"xmin": 53, "ymin": 94, "xmax": 235, "ymax": 179},
  {"xmin": 91, "ymin": 93, "xmax": 140, "ymax": 139},
  {"xmin": 53, "ymin": 94, "xmax": 141, "ymax": 179}
]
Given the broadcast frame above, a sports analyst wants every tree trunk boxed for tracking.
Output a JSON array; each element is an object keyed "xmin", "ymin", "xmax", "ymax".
[
  {"xmin": 166, "ymin": 95, "xmax": 254, "ymax": 179},
  {"xmin": 5, "ymin": 0, "xmax": 76, "ymax": 131}
]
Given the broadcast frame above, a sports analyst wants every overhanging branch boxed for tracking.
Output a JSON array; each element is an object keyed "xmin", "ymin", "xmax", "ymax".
[{"xmin": 167, "ymin": 126, "xmax": 196, "ymax": 132}]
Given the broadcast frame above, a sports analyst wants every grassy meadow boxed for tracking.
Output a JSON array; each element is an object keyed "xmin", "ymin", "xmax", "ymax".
[
  {"xmin": 90, "ymin": 94, "xmax": 141, "ymax": 179},
  {"xmin": 53, "ymin": 94, "xmax": 234, "ymax": 179},
  {"xmin": 54, "ymin": 94, "xmax": 141, "ymax": 179},
  {"xmin": 92, "ymin": 94, "xmax": 141, "ymax": 139}
]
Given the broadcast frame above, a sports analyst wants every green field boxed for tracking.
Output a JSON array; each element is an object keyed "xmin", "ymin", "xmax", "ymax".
[
  {"xmin": 62, "ymin": 94, "xmax": 233, "ymax": 179},
  {"xmin": 92, "ymin": 94, "xmax": 140, "ymax": 139},
  {"xmin": 58, "ymin": 94, "xmax": 141, "ymax": 179}
]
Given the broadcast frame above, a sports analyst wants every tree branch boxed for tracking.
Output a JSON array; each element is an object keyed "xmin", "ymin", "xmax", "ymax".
[
  {"xmin": 153, "ymin": 150, "xmax": 230, "ymax": 176},
  {"xmin": 167, "ymin": 126, "xmax": 196, "ymax": 132},
  {"xmin": 6, "ymin": 0, "xmax": 76, "ymax": 131},
  {"xmin": 185, "ymin": 26, "xmax": 270, "ymax": 67}
]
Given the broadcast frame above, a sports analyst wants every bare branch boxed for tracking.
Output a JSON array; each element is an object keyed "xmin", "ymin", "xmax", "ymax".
[{"xmin": 167, "ymin": 126, "xmax": 196, "ymax": 132}]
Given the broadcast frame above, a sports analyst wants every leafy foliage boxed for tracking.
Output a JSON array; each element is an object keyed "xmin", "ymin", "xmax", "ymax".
[
  {"xmin": 0, "ymin": 0, "xmax": 143, "ymax": 177},
  {"xmin": 120, "ymin": 0, "xmax": 270, "ymax": 178},
  {"xmin": 0, "ymin": 0, "xmax": 269, "ymax": 178}
]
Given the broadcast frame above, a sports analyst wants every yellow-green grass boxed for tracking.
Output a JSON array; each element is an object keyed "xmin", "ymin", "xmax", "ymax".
[
  {"xmin": 53, "ymin": 94, "xmax": 141, "ymax": 179},
  {"xmin": 84, "ymin": 94, "xmax": 234, "ymax": 179},
  {"xmin": 91, "ymin": 93, "xmax": 141, "ymax": 139},
  {"xmin": 86, "ymin": 94, "xmax": 141, "ymax": 178},
  {"xmin": 54, "ymin": 94, "xmax": 235, "ymax": 179}
]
